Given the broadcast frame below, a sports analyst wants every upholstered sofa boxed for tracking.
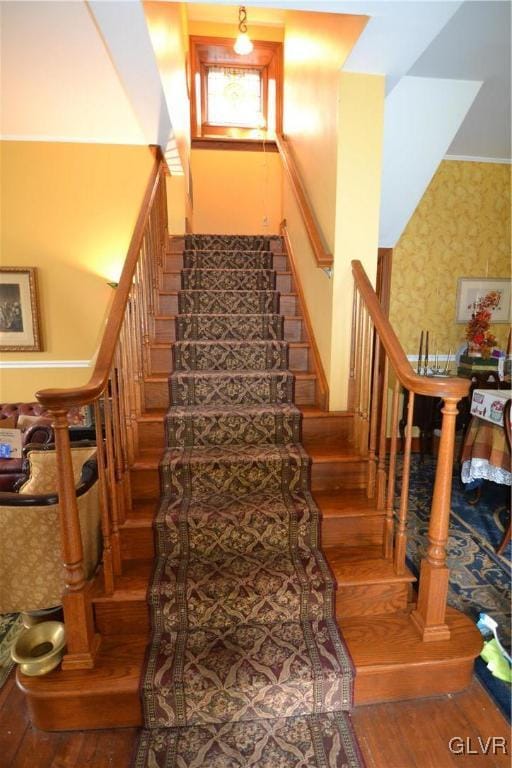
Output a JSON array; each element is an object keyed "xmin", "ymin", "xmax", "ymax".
[
  {"xmin": 0, "ymin": 443, "xmax": 100, "ymax": 615},
  {"xmin": 0, "ymin": 403, "xmax": 87, "ymax": 491}
]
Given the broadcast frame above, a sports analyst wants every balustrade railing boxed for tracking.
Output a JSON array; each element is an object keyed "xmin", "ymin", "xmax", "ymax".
[
  {"xmin": 35, "ymin": 148, "xmax": 167, "ymax": 669},
  {"xmin": 350, "ymin": 260, "xmax": 470, "ymax": 642}
]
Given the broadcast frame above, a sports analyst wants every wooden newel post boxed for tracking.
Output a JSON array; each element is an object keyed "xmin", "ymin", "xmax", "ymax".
[
  {"xmin": 51, "ymin": 409, "xmax": 101, "ymax": 669},
  {"xmin": 411, "ymin": 397, "xmax": 460, "ymax": 642}
]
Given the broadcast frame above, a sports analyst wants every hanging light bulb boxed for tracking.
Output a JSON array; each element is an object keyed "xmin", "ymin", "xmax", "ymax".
[{"xmin": 234, "ymin": 6, "xmax": 253, "ymax": 55}]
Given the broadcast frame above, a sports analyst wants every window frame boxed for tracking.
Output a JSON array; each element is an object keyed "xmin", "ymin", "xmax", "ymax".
[
  {"xmin": 189, "ymin": 36, "xmax": 282, "ymax": 141},
  {"xmin": 202, "ymin": 64, "xmax": 268, "ymax": 131}
]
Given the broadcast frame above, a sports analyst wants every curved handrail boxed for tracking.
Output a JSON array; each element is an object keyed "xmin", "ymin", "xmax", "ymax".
[
  {"xmin": 36, "ymin": 148, "xmax": 164, "ymax": 410},
  {"xmin": 275, "ymin": 133, "xmax": 333, "ymax": 269},
  {"xmin": 352, "ymin": 260, "xmax": 469, "ymax": 400}
]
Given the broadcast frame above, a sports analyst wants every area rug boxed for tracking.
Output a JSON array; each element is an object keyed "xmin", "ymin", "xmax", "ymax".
[
  {"xmin": 403, "ymin": 455, "xmax": 511, "ymax": 719},
  {"xmin": 133, "ymin": 235, "xmax": 364, "ymax": 767},
  {"xmin": 0, "ymin": 612, "xmax": 23, "ymax": 688}
]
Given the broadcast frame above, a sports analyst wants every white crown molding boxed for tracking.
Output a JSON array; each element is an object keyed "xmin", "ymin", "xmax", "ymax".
[
  {"xmin": 0, "ymin": 360, "xmax": 91, "ymax": 369},
  {"xmin": 444, "ymin": 154, "xmax": 512, "ymax": 164},
  {"xmin": 0, "ymin": 134, "xmax": 146, "ymax": 146}
]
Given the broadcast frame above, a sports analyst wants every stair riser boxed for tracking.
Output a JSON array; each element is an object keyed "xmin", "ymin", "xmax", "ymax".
[
  {"xmin": 94, "ymin": 601, "xmax": 149, "ymax": 637},
  {"xmin": 353, "ymin": 661, "xmax": 475, "ymax": 706},
  {"xmin": 322, "ymin": 515, "xmax": 385, "ymax": 548},
  {"xmin": 173, "ymin": 342, "xmax": 289, "ymax": 373},
  {"xmin": 150, "ymin": 347, "xmax": 171, "ymax": 374},
  {"xmin": 120, "ymin": 526, "xmax": 154, "ymax": 560},
  {"xmin": 137, "ymin": 409, "xmax": 347, "ymax": 450},
  {"xmin": 303, "ymin": 416, "xmax": 353, "ymax": 442},
  {"xmin": 154, "ymin": 317, "xmax": 304, "ymax": 344},
  {"xmin": 159, "ymin": 293, "xmax": 297, "ymax": 316},
  {"xmin": 163, "ymin": 253, "xmax": 288, "ymax": 272},
  {"xmin": 120, "ymin": 514, "xmax": 385, "ymax": 562},
  {"xmin": 20, "ymin": 657, "xmax": 476, "ymax": 730},
  {"xmin": 138, "ymin": 420, "xmax": 165, "ymax": 449},
  {"xmin": 336, "ymin": 583, "xmax": 409, "ymax": 618},
  {"xmin": 164, "ymin": 253, "xmax": 183, "ymax": 271},
  {"xmin": 155, "ymin": 318, "xmax": 176, "ymax": 342},
  {"xmin": 131, "ymin": 456, "xmax": 364, "ymax": 499},
  {"xmin": 160, "ymin": 273, "xmax": 292, "ymax": 293},
  {"xmin": 311, "ymin": 461, "xmax": 367, "ymax": 491},
  {"xmin": 95, "ymin": 585, "xmax": 414, "ymax": 641}
]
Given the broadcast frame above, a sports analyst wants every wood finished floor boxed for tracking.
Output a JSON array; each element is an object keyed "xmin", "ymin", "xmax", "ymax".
[{"xmin": 1, "ymin": 670, "xmax": 509, "ymax": 767}]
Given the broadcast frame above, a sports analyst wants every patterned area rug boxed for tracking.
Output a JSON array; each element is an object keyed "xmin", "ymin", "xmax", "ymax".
[
  {"xmin": 404, "ymin": 455, "xmax": 511, "ymax": 719},
  {"xmin": 134, "ymin": 235, "xmax": 363, "ymax": 767},
  {"xmin": 0, "ymin": 612, "xmax": 23, "ymax": 688}
]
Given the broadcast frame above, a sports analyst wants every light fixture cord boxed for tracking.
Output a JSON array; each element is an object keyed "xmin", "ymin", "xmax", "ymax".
[{"xmin": 238, "ymin": 6, "xmax": 248, "ymax": 33}]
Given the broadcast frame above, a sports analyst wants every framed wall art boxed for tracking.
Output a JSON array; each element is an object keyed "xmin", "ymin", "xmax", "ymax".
[
  {"xmin": 455, "ymin": 277, "xmax": 511, "ymax": 324},
  {"xmin": 0, "ymin": 267, "xmax": 42, "ymax": 351}
]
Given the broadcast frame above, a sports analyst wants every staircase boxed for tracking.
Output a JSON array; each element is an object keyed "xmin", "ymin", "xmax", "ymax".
[{"xmin": 20, "ymin": 230, "xmax": 481, "ymax": 735}]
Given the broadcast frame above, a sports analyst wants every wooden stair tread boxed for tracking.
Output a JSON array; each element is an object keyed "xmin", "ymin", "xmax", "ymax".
[
  {"xmin": 314, "ymin": 489, "xmax": 382, "ymax": 517},
  {"xmin": 343, "ymin": 608, "xmax": 482, "ymax": 668},
  {"xmin": 17, "ymin": 634, "xmax": 146, "ymax": 696},
  {"xmin": 149, "ymin": 340, "xmax": 310, "ymax": 349},
  {"xmin": 325, "ymin": 547, "xmax": 416, "ymax": 585}
]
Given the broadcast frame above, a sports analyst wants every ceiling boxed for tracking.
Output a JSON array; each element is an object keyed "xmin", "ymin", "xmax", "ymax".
[{"xmin": 184, "ymin": 0, "xmax": 511, "ymax": 160}]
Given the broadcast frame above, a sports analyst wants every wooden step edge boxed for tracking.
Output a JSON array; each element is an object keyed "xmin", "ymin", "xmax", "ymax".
[
  {"xmin": 158, "ymin": 290, "xmax": 299, "ymax": 297},
  {"xmin": 332, "ymin": 564, "xmax": 417, "ymax": 587},
  {"xmin": 305, "ymin": 450, "xmax": 365, "ymax": 464},
  {"xmin": 162, "ymin": 269, "xmax": 293, "ymax": 276},
  {"xmin": 149, "ymin": 341, "xmax": 310, "ymax": 349},
  {"xmin": 154, "ymin": 313, "xmax": 304, "ymax": 321},
  {"xmin": 137, "ymin": 410, "xmax": 166, "ymax": 423}
]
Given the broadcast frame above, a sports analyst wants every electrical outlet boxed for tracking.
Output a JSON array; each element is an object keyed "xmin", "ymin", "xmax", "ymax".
[{"xmin": 262, "ymin": 216, "xmax": 269, "ymax": 227}]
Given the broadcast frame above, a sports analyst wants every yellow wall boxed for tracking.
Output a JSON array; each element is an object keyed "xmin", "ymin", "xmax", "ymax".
[
  {"xmin": 281, "ymin": 11, "xmax": 382, "ymax": 411},
  {"xmin": 188, "ymin": 21, "xmax": 284, "ymax": 42},
  {"xmin": 191, "ymin": 148, "xmax": 283, "ymax": 234},
  {"xmin": 390, "ymin": 160, "xmax": 512, "ymax": 355},
  {"xmin": 331, "ymin": 73, "xmax": 385, "ymax": 410},
  {"xmin": 283, "ymin": 11, "xmax": 368, "ymax": 251},
  {"xmin": 0, "ymin": 140, "xmax": 155, "ymax": 401}
]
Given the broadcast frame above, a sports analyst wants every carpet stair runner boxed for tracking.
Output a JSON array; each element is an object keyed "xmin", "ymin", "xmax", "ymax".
[{"xmin": 134, "ymin": 235, "xmax": 363, "ymax": 767}]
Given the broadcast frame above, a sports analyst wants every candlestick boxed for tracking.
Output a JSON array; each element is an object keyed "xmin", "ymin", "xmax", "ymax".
[
  {"xmin": 417, "ymin": 330, "xmax": 424, "ymax": 374},
  {"xmin": 444, "ymin": 348, "xmax": 452, "ymax": 375}
]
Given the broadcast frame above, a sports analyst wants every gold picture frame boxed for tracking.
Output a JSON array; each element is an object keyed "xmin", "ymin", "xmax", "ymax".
[{"xmin": 0, "ymin": 267, "xmax": 42, "ymax": 351}]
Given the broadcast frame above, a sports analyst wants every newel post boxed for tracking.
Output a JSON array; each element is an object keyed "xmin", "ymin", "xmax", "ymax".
[
  {"xmin": 52, "ymin": 409, "xmax": 101, "ymax": 669},
  {"xmin": 411, "ymin": 397, "xmax": 460, "ymax": 642}
]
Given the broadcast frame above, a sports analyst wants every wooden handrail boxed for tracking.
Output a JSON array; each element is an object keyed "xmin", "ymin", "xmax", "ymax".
[
  {"xmin": 352, "ymin": 260, "xmax": 469, "ymax": 400},
  {"xmin": 36, "ymin": 147, "xmax": 164, "ymax": 410},
  {"xmin": 275, "ymin": 133, "xmax": 333, "ymax": 269}
]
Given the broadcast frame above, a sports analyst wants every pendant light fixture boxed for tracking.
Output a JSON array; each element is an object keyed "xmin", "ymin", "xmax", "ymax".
[{"xmin": 234, "ymin": 6, "xmax": 253, "ymax": 55}]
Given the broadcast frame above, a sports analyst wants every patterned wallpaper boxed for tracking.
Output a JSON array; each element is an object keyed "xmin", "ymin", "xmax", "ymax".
[{"xmin": 389, "ymin": 160, "xmax": 511, "ymax": 356}]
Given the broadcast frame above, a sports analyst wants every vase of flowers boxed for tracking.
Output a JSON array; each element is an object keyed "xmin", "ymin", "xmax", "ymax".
[{"xmin": 465, "ymin": 290, "xmax": 501, "ymax": 358}]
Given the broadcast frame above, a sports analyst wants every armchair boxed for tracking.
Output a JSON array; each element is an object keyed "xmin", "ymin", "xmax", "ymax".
[{"xmin": 0, "ymin": 444, "xmax": 101, "ymax": 616}]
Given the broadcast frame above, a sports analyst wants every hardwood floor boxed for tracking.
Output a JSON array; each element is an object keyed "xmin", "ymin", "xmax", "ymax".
[{"xmin": 2, "ymin": 670, "xmax": 509, "ymax": 767}]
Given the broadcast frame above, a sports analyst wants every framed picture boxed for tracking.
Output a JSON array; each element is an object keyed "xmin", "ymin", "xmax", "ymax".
[
  {"xmin": 0, "ymin": 268, "xmax": 42, "ymax": 351},
  {"xmin": 68, "ymin": 404, "xmax": 94, "ymax": 430},
  {"xmin": 455, "ymin": 277, "xmax": 511, "ymax": 324}
]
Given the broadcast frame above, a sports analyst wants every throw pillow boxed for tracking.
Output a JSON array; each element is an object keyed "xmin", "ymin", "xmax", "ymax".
[{"xmin": 18, "ymin": 446, "xmax": 97, "ymax": 495}]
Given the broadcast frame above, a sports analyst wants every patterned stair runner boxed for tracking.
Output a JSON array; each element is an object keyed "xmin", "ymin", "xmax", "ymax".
[{"xmin": 134, "ymin": 234, "xmax": 363, "ymax": 767}]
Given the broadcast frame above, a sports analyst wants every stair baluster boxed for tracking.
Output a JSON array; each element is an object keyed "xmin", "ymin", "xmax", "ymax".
[
  {"xmin": 351, "ymin": 260, "xmax": 469, "ymax": 641},
  {"xmin": 376, "ymin": 354, "xmax": 389, "ymax": 511},
  {"xmin": 34, "ymin": 150, "xmax": 168, "ymax": 669},
  {"xmin": 94, "ymin": 399, "xmax": 114, "ymax": 595},
  {"xmin": 384, "ymin": 377, "xmax": 400, "ymax": 559},
  {"xmin": 367, "ymin": 332, "xmax": 381, "ymax": 498},
  {"xmin": 395, "ymin": 389, "xmax": 414, "ymax": 575}
]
